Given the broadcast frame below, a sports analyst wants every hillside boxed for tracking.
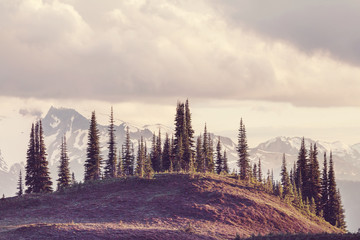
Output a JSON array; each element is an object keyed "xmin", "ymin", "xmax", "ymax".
[{"xmin": 0, "ymin": 174, "xmax": 341, "ymax": 239}]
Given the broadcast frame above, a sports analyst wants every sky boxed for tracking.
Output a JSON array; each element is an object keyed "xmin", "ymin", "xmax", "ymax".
[{"xmin": 1, "ymin": 0, "xmax": 360, "ymax": 164}]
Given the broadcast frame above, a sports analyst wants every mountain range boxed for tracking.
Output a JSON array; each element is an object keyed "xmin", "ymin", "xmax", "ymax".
[{"xmin": 0, "ymin": 106, "xmax": 359, "ymax": 231}]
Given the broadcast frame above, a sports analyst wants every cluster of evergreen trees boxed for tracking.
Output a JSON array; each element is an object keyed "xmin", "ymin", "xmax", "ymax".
[
  {"xmin": 21, "ymin": 100, "xmax": 346, "ymax": 231},
  {"xmin": 25, "ymin": 121, "xmax": 52, "ymax": 193},
  {"xmin": 276, "ymin": 139, "xmax": 346, "ymax": 230}
]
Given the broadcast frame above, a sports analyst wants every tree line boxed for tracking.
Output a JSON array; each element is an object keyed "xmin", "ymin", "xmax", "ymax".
[{"xmin": 20, "ymin": 100, "xmax": 345, "ymax": 230}]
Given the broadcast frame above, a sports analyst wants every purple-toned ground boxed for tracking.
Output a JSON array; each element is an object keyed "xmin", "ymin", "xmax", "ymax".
[{"xmin": 0, "ymin": 173, "xmax": 341, "ymax": 239}]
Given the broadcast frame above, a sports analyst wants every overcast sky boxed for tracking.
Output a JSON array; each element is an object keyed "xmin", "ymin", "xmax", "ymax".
[{"xmin": 1, "ymin": 0, "xmax": 360, "ymax": 163}]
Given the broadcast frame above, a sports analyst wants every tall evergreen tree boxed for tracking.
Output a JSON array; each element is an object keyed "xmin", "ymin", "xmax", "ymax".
[
  {"xmin": 117, "ymin": 150, "xmax": 124, "ymax": 177},
  {"xmin": 281, "ymin": 153, "xmax": 293, "ymax": 199},
  {"xmin": 144, "ymin": 155, "xmax": 154, "ymax": 179},
  {"xmin": 206, "ymin": 132, "xmax": 215, "ymax": 172},
  {"xmin": 162, "ymin": 133, "xmax": 171, "ymax": 171},
  {"xmin": 105, "ymin": 107, "xmax": 117, "ymax": 178},
  {"xmin": 215, "ymin": 137, "xmax": 223, "ymax": 174},
  {"xmin": 122, "ymin": 126, "xmax": 135, "ymax": 176},
  {"xmin": 135, "ymin": 137, "xmax": 146, "ymax": 178},
  {"xmin": 25, "ymin": 124, "xmax": 36, "ymax": 194},
  {"xmin": 336, "ymin": 189, "xmax": 346, "ymax": 230},
  {"xmin": 237, "ymin": 118, "xmax": 250, "ymax": 180},
  {"xmin": 202, "ymin": 125, "xmax": 209, "ymax": 171},
  {"xmin": 174, "ymin": 102, "xmax": 185, "ymax": 170},
  {"xmin": 17, "ymin": 171, "xmax": 23, "ymax": 196},
  {"xmin": 321, "ymin": 152, "xmax": 329, "ymax": 219},
  {"xmin": 309, "ymin": 143, "xmax": 321, "ymax": 215},
  {"xmin": 183, "ymin": 99, "xmax": 194, "ymax": 170},
  {"xmin": 296, "ymin": 137, "xmax": 308, "ymax": 199},
  {"xmin": 156, "ymin": 129, "xmax": 162, "ymax": 171},
  {"xmin": 57, "ymin": 136, "xmax": 71, "ymax": 189},
  {"xmin": 35, "ymin": 121, "xmax": 52, "ymax": 193},
  {"xmin": 258, "ymin": 158, "xmax": 262, "ymax": 182},
  {"xmin": 84, "ymin": 111, "xmax": 102, "ymax": 181},
  {"xmin": 327, "ymin": 151, "xmax": 338, "ymax": 226},
  {"xmin": 195, "ymin": 135, "xmax": 205, "ymax": 173},
  {"xmin": 223, "ymin": 150, "xmax": 229, "ymax": 174}
]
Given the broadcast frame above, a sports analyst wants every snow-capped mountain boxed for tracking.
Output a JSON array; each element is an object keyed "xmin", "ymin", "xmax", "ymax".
[
  {"xmin": 0, "ymin": 150, "xmax": 8, "ymax": 172},
  {"xmin": 250, "ymin": 136, "xmax": 360, "ymax": 181}
]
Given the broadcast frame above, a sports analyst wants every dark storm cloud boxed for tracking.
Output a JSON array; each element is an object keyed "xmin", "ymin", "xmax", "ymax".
[{"xmin": 210, "ymin": 0, "xmax": 360, "ymax": 66}]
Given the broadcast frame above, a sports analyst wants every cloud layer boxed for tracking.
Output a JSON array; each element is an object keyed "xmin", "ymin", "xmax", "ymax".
[{"xmin": 0, "ymin": 0, "xmax": 359, "ymax": 106}]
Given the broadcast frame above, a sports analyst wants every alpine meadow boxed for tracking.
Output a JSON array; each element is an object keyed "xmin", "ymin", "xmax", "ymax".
[{"xmin": 1, "ymin": 0, "xmax": 360, "ymax": 239}]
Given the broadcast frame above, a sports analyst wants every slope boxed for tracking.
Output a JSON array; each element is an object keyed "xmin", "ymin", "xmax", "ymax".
[{"xmin": 0, "ymin": 173, "xmax": 341, "ymax": 239}]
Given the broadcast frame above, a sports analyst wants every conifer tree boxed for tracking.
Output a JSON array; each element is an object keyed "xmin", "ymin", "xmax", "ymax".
[
  {"xmin": 135, "ymin": 137, "xmax": 146, "ymax": 178},
  {"xmin": 223, "ymin": 150, "xmax": 229, "ymax": 174},
  {"xmin": 336, "ymin": 189, "xmax": 346, "ymax": 230},
  {"xmin": 174, "ymin": 102, "xmax": 185, "ymax": 170},
  {"xmin": 117, "ymin": 150, "xmax": 124, "ymax": 177},
  {"xmin": 258, "ymin": 158, "xmax": 262, "ymax": 182},
  {"xmin": 105, "ymin": 107, "xmax": 117, "ymax": 178},
  {"xmin": 206, "ymin": 133, "xmax": 215, "ymax": 172},
  {"xmin": 215, "ymin": 137, "xmax": 223, "ymax": 174},
  {"xmin": 162, "ymin": 133, "xmax": 171, "ymax": 171},
  {"xmin": 144, "ymin": 155, "xmax": 154, "ymax": 179},
  {"xmin": 17, "ymin": 171, "xmax": 23, "ymax": 197},
  {"xmin": 57, "ymin": 136, "xmax": 71, "ymax": 189},
  {"xmin": 327, "ymin": 152, "xmax": 338, "ymax": 226},
  {"xmin": 281, "ymin": 153, "xmax": 293, "ymax": 199},
  {"xmin": 150, "ymin": 133, "xmax": 159, "ymax": 172},
  {"xmin": 84, "ymin": 112, "xmax": 102, "ymax": 181},
  {"xmin": 296, "ymin": 137, "xmax": 308, "ymax": 199},
  {"xmin": 183, "ymin": 99, "xmax": 194, "ymax": 170},
  {"xmin": 237, "ymin": 118, "xmax": 249, "ymax": 180},
  {"xmin": 309, "ymin": 143, "xmax": 321, "ymax": 215},
  {"xmin": 122, "ymin": 126, "xmax": 134, "ymax": 176},
  {"xmin": 195, "ymin": 135, "xmax": 205, "ymax": 173},
  {"xmin": 25, "ymin": 124, "xmax": 36, "ymax": 194},
  {"xmin": 253, "ymin": 163, "xmax": 257, "ymax": 180},
  {"xmin": 156, "ymin": 129, "xmax": 162, "ymax": 171},
  {"xmin": 202, "ymin": 126, "xmax": 210, "ymax": 172},
  {"xmin": 35, "ymin": 121, "xmax": 52, "ymax": 193},
  {"xmin": 321, "ymin": 152, "xmax": 329, "ymax": 219},
  {"xmin": 174, "ymin": 135, "xmax": 183, "ymax": 172},
  {"xmin": 71, "ymin": 172, "xmax": 76, "ymax": 185}
]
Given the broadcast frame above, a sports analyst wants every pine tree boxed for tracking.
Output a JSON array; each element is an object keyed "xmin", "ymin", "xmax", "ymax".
[
  {"xmin": 25, "ymin": 124, "xmax": 36, "ymax": 194},
  {"xmin": 71, "ymin": 172, "xmax": 76, "ymax": 185},
  {"xmin": 123, "ymin": 126, "xmax": 134, "ymax": 176},
  {"xmin": 135, "ymin": 137, "xmax": 146, "ymax": 178},
  {"xmin": 174, "ymin": 102, "xmax": 185, "ymax": 170},
  {"xmin": 183, "ymin": 99, "xmax": 194, "ymax": 170},
  {"xmin": 215, "ymin": 137, "xmax": 223, "ymax": 174},
  {"xmin": 150, "ymin": 133, "xmax": 158, "ymax": 172},
  {"xmin": 253, "ymin": 163, "xmax": 257, "ymax": 181},
  {"xmin": 309, "ymin": 143, "xmax": 321, "ymax": 215},
  {"xmin": 57, "ymin": 136, "xmax": 71, "ymax": 189},
  {"xmin": 281, "ymin": 153, "xmax": 293, "ymax": 199},
  {"xmin": 117, "ymin": 150, "xmax": 124, "ymax": 177},
  {"xmin": 144, "ymin": 155, "xmax": 154, "ymax": 179},
  {"xmin": 17, "ymin": 171, "xmax": 23, "ymax": 197},
  {"xmin": 336, "ymin": 189, "xmax": 346, "ymax": 230},
  {"xmin": 327, "ymin": 151, "xmax": 338, "ymax": 226},
  {"xmin": 222, "ymin": 150, "xmax": 229, "ymax": 174},
  {"xmin": 206, "ymin": 133, "xmax": 215, "ymax": 172},
  {"xmin": 162, "ymin": 133, "xmax": 171, "ymax": 171},
  {"xmin": 195, "ymin": 135, "xmax": 205, "ymax": 173},
  {"xmin": 84, "ymin": 111, "xmax": 102, "ymax": 181},
  {"xmin": 258, "ymin": 158, "xmax": 262, "ymax": 182},
  {"xmin": 296, "ymin": 137, "xmax": 308, "ymax": 199},
  {"xmin": 237, "ymin": 118, "xmax": 250, "ymax": 180},
  {"xmin": 321, "ymin": 152, "xmax": 329, "ymax": 220},
  {"xmin": 36, "ymin": 121, "xmax": 52, "ymax": 192},
  {"xmin": 156, "ymin": 129, "xmax": 162, "ymax": 171},
  {"xmin": 105, "ymin": 107, "xmax": 117, "ymax": 178}
]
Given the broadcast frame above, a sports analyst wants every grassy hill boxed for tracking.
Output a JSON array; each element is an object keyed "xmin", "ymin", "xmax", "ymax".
[{"xmin": 0, "ymin": 173, "xmax": 342, "ymax": 239}]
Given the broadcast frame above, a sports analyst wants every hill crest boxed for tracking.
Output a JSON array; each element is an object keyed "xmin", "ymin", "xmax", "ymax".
[{"xmin": 0, "ymin": 173, "xmax": 341, "ymax": 239}]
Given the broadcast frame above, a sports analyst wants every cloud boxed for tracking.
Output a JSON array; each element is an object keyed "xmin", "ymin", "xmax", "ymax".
[
  {"xmin": 19, "ymin": 108, "xmax": 43, "ymax": 118},
  {"xmin": 209, "ymin": 0, "xmax": 360, "ymax": 66},
  {"xmin": 0, "ymin": 0, "xmax": 360, "ymax": 107}
]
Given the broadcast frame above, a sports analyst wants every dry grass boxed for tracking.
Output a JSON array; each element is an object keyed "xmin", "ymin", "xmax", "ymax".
[{"xmin": 0, "ymin": 173, "xmax": 342, "ymax": 239}]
